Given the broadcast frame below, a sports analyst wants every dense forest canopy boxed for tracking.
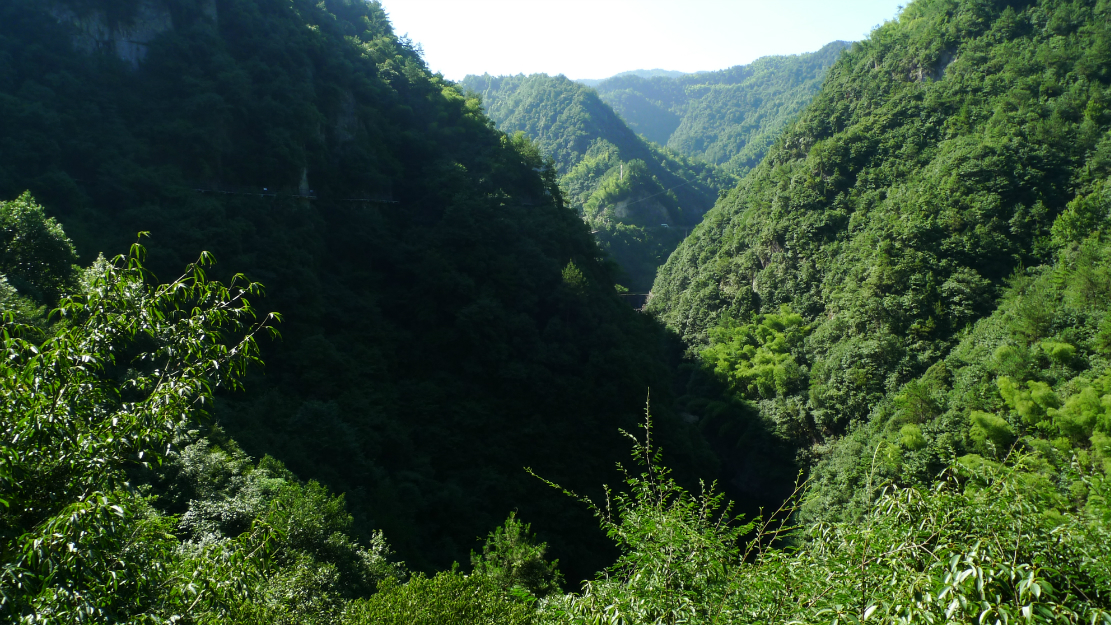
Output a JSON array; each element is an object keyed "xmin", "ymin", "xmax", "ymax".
[
  {"xmin": 0, "ymin": 0, "xmax": 1108, "ymax": 622},
  {"xmin": 0, "ymin": 0, "xmax": 722, "ymax": 586},
  {"xmin": 648, "ymin": 0, "xmax": 1110, "ymax": 520},
  {"xmin": 459, "ymin": 72, "xmax": 735, "ymax": 292},
  {"xmin": 592, "ymin": 41, "xmax": 850, "ymax": 176}
]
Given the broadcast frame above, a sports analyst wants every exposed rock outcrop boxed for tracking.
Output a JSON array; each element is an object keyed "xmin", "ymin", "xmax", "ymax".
[{"xmin": 47, "ymin": 0, "xmax": 194, "ymax": 69}]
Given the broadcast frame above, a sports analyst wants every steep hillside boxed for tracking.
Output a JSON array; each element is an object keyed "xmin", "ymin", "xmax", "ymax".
[
  {"xmin": 0, "ymin": 0, "xmax": 718, "ymax": 580},
  {"xmin": 459, "ymin": 73, "xmax": 734, "ymax": 291},
  {"xmin": 2, "ymin": 0, "xmax": 1108, "ymax": 621},
  {"xmin": 593, "ymin": 41, "xmax": 850, "ymax": 175},
  {"xmin": 648, "ymin": 0, "xmax": 1109, "ymax": 514}
]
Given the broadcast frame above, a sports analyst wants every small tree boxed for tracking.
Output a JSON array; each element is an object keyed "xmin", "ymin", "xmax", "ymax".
[
  {"xmin": 0, "ymin": 192, "xmax": 78, "ymax": 305},
  {"xmin": 0, "ymin": 238, "xmax": 279, "ymax": 621},
  {"xmin": 471, "ymin": 512, "xmax": 563, "ymax": 599}
]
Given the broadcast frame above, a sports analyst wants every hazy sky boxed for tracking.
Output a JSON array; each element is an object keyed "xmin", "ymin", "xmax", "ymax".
[{"xmin": 378, "ymin": 0, "xmax": 906, "ymax": 81}]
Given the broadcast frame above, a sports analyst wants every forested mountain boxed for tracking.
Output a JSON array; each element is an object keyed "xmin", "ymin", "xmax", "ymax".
[
  {"xmin": 649, "ymin": 0, "xmax": 1109, "ymax": 526},
  {"xmin": 459, "ymin": 73, "xmax": 735, "ymax": 292},
  {"xmin": 2, "ymin": 0, "xmax": 1109, "ymax": 622},
  {"xmin": 593, "ymin": 41, "xmax": 850, "ymax": 175},
  {"xmin": 0, "ymin": 0, "xmax": 721, "ymax": 607}
]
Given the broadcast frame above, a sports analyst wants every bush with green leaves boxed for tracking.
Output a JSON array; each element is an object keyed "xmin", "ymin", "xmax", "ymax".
[
  {"xmin": 0, "ymin": 192, "xmax": 80, "ymax": 325},
  {"xmin": 536, "ymin": 411, "xmax": 1111, "ymax": 625},
  {"xmin": 700, "ymin": 305, "xmax": 809, "ymax": 401},
  {"xmin": 471, "ymin": 512, "xmax": 563, "ymax": 599},
  {"xmin": 0, "ymin": 239, "xmax": 277, "ymax": 620},
  {"xmin": 0, "ymin": 242, "xmax": 409, "ymax": 623},
  {"xmin": 535, "ymin": 411, "xmax": 760, "ymax": 625},
  {"xmin": 341, "ymin": 570, "xmax": 536, "ymax": 625},
  {"xmin": 0, "ymin": 191, "xmax": 78, "ymax": 306}
]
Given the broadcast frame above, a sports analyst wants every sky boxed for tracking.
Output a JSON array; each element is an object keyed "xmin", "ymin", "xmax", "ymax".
[{"xmin": 378, "ymin": 0, "xmax": 906, "ymax": 82}]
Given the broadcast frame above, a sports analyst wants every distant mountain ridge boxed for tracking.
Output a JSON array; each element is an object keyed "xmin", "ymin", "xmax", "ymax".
[
  {"xmin": 593, "ymin": 41, "xmax": 850, "ymax": 175},
  {"xmin": 577, "ymin": 68, "xmax": 701, "ymax": 87}
]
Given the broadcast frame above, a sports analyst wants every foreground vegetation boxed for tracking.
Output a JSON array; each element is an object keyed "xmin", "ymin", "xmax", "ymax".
[
  {"xmin": 0, "ymin": 192, "xmax": 1105, "ymax": 622},
  {"xmin": 1, "ymin": 241, "xmax": 1105, "ymax": 621}
]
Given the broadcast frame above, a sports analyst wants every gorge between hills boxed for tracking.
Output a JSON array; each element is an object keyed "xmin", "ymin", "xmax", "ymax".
[{"xmin": 0, "ymin": 0, "xmax": 1108, "ymax": 622}]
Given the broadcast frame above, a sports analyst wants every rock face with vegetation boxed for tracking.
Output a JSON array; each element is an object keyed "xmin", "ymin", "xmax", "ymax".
[
  {"xmin": 460, "ymin": 72, "xmax": 735, "ymax": 292},
  {"xmin": 0, "ymin": 0, "xmax": 1108, "ymax": 622},
  {"xmin": 591, "ymin": 41, "xmax": 851, "ymax": 176}
]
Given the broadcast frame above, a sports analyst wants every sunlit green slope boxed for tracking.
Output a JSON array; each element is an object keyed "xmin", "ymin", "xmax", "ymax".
[{"xmin": 648, "ymin": 0, "xmax": 1109, "ymax": 485}]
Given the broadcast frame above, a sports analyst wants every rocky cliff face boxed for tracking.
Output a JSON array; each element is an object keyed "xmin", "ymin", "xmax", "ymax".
[{"xmin": 47, "ymin": 0, "xmax": 216, "ymax": 68}]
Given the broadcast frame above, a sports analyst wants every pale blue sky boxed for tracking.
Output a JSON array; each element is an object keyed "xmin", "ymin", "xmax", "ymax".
[{"xmin": 378, "ymin": 0, "xmax": 906, "ymax": 81}]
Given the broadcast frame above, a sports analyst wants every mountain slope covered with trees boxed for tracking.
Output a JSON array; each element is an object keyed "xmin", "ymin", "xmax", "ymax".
[
  {"xmin": 0, "ymin": 0, "xmax": 721, "ymax": 588},
  {"xmin": 459, "ymin": 73, "xmax": 735, "ymax": 292},
  {"xmin": 592, "ymin": 41, "xmax": 850, "ymax": 175},
  {"xmin": 648, "ymin": 0, "xmax": 1109, "ymax": 523}
]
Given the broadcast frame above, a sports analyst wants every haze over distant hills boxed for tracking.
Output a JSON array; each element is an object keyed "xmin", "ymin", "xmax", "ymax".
[
  {"xmin": 593, "ymin": 41, "xmax": 850, "ymax": 176},
  {"xmin": 576, "ymin": 69, "xmax": 701, "ymax": 88}
]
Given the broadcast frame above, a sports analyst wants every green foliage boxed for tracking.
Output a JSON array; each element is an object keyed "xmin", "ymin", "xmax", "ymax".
[
  {"xmin": 538, "ymin": 417, "xmax": 1110, "ymax": 624},
  {"xmin": 0, "ymin": 0, "xmax": 719, "ymax": 578},
  {"xmin": 0, "ymin": 274, "xmax": 44, "ymax": 326},
  {"xmin": 650, "ymin": 0, "xmax": 1111, "ymax": 446},
  {"xmin": 560, "ymin": 261, "xmax": 587, "ymax": 295},
  {"xmin": 342, "ymin": 571, "xmax": 535, "ymax": 625},
  {"xmin": 0, "ymin": 191, "xmax": 77, "ymax": 305},
  {"xmin": 969, "ymin": 409, "xmax": 1015, "ymax": 453},
  {"xmin": 700, "ymin": 305, "xmax": 809, "ymax": 400},
  {"xmin": 1049, "ymin": 375, "xmax": 1110, "ymax": 443},
  {"xmin": 535, "ymin": 408, "xmax": 758, "ymax": 624},
  {"xmin": 805, "ymin": 234, "xmax": 1110, "ymax": 524},
  {"xmin": 592, "ymin": 41, "xmax": 850, "ymax": 176},
  {"xmin": 0, "ymin": 242, "xmax": 277, "ymax": 620},
  {"xmin": 2, "ymin": 0, "xmax": 1108, "ymax": 620},
  {"xmin": 899, "ymin": 423, "xmax": 927, "ymax": 449},
  {"xmin": 470, "ymin": 512, "xmax": 563, "ymax": 599},
  {"xmin": 1051, "ymin": 178, "xmax": 1110, "ymax": 246},
  {"xmin": 0, "ymin": 242, "xmax": 416, "ymax": 623},
  {"xmin": 998, "ymin": 377, "xmax": 1062, "ymax": 426},
  {"xmin": 155, "ymin": 436, "xmax": 408, "ymax": 624}
]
